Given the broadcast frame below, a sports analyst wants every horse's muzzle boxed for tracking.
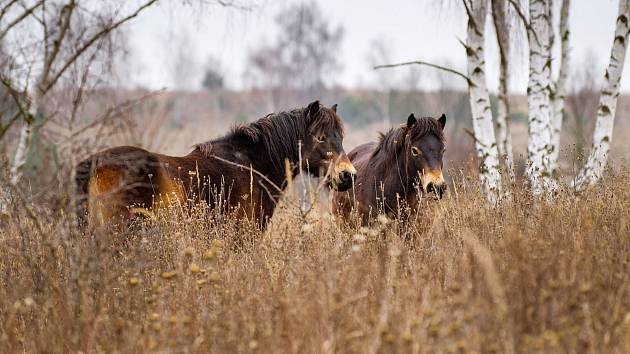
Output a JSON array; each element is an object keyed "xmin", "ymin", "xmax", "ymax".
[
  {"xmin": 335, "ymin": 170, "xmax": 354, "ymax": 191},
  {"xmin": 330, "ymin": 155, "xmax": 356, "ymax": 191},
  {"xmin": 426, "ymin": 181, "xmax": 446, "ymax": 199}
]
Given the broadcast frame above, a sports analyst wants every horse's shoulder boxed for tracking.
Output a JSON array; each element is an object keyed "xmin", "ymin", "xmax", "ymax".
[{"xmin": 348, "ymin": 142, "xmax": 376, "ymax": 161}]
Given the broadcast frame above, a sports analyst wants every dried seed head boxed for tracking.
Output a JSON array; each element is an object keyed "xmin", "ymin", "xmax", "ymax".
[
  {"xmin": 352, "ymin": 234, "xmax": 366, "ymax": 243},
  {"xmin": 203, "ymin": 249, "xmax": 217, "ymax": 261},
  {"xmin": 161, "ymin": 271, "xmax": 177, "ymax": 279},
  {"xmin": 211, "ymin": 239, "xmax": 223, "ymax": 249},
  {"xmin": 208, "ymin": 271, "xmax": 221, "ymax": 282},
  {"xmin": 190, "ymin": 264, "xmax": 201, "ymax": 274},
  {"xmin": 23, "ymin": 297, "xmax": 35, "ymax": 307},
  {"xmin": 183, "ymin": 247, "xmax": 194, "ymax": 257},
  {"xmin": 301, "ymin": 223, "xmax": 314, "ymax": 233}
]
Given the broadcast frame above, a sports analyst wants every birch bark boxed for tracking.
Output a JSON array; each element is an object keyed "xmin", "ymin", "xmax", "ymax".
[
  {"xmin": 491, "ymin": 0, "xmax": 515, "ymax": 181},
  {"xmin": 525, "ymin": 0, "xmax": 554, "ymax": 195},
  {"xmin": 10, "ymin": 92, "xmax": 41, "ymax": 186},
  {"xmin": 574, "ymin": 0, "xmax": 630, "ymax": 190},
  {"xmin": 549, "ymin": 0, "xmax": 571, "ymax": 172},
  {"xmin": 465, "ymin": 0, "xmax": 502, "ymax": 201}
]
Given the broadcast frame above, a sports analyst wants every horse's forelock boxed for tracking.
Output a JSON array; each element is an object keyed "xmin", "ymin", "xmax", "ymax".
[
  {"xmin": 372, "ymin": 116, "xmax": 444, "ymax": 159},
  {"xmin": 309, "ymin": 105, "xmax": 345, "ymax": 137},
  {"xmin": 407, "ymin": 116, "xmax": 445, "ymax": 143}
]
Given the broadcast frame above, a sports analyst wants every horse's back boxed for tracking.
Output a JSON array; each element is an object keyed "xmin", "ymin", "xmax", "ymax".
[
  {"xmin": 347, "ymin": 142, "xmax": 376, "ymax": 165},
  {"xmin": 76, "ymin": 146, "xmax": 179, "ymax": 226}
]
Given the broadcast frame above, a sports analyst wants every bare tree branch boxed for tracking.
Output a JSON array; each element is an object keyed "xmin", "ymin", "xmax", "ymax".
[
  {"xmin": 507, "ymin": 0, "xmax": 544, "ymax": 47},
  {"xmin": 0, "ymin": 0, "xmax": 19, "ymax": 22},
  {"xmin": 0, "ymin": 0, "xmax": 44, "ymax": 41},
  {"xmin": 0, "ymin": 111, "xmax": 21, "ymax": 140},
  {"xmin": 69, "ymin": 89, "xmax": 166, "ymax": 139},
  {"xmin": 507, "ymin": 0, "xmax": 529, "ymax": 27},
  {"xmin": 0, "ymin": 74, "xmax": 31, "ymax": 124},
  {"xmin": 461, "ymin": 0, "xmax": 481, "ymax": 36},
  {"xmin": 375, "ymin": 60, "xmax": 472, "ymax": 85},
  {"xmin": 44, "ymin": 0, "xmax": 158, "ymax": 92},
  {"xmin": 38, "ymin": 0, "xmax": 76, "ymax": 94}
]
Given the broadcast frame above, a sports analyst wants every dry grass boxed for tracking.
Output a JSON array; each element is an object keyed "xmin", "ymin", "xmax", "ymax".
[{"xmin": 1, "ymin": 167, "xmax": 630, "ymax": 354}]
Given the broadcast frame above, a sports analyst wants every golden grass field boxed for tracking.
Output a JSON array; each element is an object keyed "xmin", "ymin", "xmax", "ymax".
[{"xmin": 1, "ymin": 165, "xmax": 629, "ymax": 354}]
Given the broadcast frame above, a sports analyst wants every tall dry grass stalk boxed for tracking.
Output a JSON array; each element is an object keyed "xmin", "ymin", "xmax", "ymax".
[{"xmin": 1, "ymin": 167, "xmax": 629, "ymax": 353}]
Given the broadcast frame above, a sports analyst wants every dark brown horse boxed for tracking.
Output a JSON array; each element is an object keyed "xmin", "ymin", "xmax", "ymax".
[
  {"xmin": 333, "ymin": 113, "xmax": 446, "ymax": 223},
  {"xmin": 76, "ymin": 101, "xmax": 356, "ymax": 227}
]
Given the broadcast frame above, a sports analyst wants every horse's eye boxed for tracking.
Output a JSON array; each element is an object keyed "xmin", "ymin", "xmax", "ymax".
[
  {"xmin": 411, "ymin": 146, "xmax": 421, "ymax": 157},
  {"xmin": 315, "ymin": 135, "xmax": 326, "ymax": 143}
]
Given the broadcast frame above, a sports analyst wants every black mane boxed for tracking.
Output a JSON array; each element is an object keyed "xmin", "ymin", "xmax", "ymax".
[{"xmin": 193, "ymin": 104, "xmax": 343, "ymax": 172}]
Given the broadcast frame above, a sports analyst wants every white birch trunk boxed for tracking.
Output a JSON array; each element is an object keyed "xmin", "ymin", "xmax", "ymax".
[
  {"xmin": 491, "ymin": 0, "xmax": 515, "ymax": 181},
  {"xmin": 0, "ymin": 89, "xmax": 40, "ymax": 214},
  {"xmin": 9, "ymin": 122, "xmax": 33, "ymax": 185},
  {"xmin": 9, "ymin": 92, "xmax": 40, "ymax": 186},
  {"xmin": 526, "ymin": 0, "xmax": 555, "ymax": 195},
  {"xmin": 573, "ymin": 0, "xmax": 630, "ymax": 190},
  {"xmin": 466, "ymin": 0, "xmax": 502, "ymax": 201},
  {"xmin": 549, "ymin": 0, "xmax": 571, "ymax": 172}
]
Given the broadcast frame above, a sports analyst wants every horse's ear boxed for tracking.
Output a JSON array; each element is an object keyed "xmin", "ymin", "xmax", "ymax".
[
  {"xmin": 406, "ymin": 113, "xmax": 417, "ymax": 128},
  {"xmin": 331, "ymin": 103, "xmax": 338, "ymax": 113},
  {"xmin": 438, "ymin": 113, "xmax": 446, "ymax": 130},
  {"xmin": 307, "ymin": 100, "xmax": 320, "ymax": 118}
]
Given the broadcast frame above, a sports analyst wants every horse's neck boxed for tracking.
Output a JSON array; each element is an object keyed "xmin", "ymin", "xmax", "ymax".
[
  {"xmin": 191, "ymin": 139, "xmax": 288, "ymax": 191},
  {"xmin": 248, "ymin": 146, "xmax": 297, "ymax": 192},
  {"xmin": 370, "ymin": 151, "xmax": 413, "ymax": 204}
]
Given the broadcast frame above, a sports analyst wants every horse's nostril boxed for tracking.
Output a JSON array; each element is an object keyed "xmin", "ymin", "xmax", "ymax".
[
  {"xmin": 426, "ymin": 182, "xmax": 445, "ymax": 199},
  {"xmin": 339, "ymin": 171, "xmax": 353, "ymax": 184}
]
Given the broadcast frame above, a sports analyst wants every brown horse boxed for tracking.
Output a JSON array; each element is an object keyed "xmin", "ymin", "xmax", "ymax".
[
  {"xmin": 76, "ymin": 101, "xmax": 356, "ymax": 227},
  {"xmin": 333, "ymin": 113, "xmax": 446, "ymax": 223}
]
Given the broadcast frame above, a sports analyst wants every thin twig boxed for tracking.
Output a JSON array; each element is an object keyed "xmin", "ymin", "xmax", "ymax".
[
  {"xmin": 69, "ymin": 89, "xmax": 165, "ymax": 139},
  {"xmin": 464, "ymin": 127, "xmax": 488, "ymax": 147},
  {"xmin": 375, "ymin": 60, "xmax": 472, "ymax": 85},
  {"xmin": 210, "ymin": 155, "xmax": 284, "ymax": 194}
]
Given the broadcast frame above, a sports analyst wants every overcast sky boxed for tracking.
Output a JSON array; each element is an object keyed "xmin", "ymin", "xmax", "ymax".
[{"xmin": 125, "ymin": 0, "xmax": 626, "ymax": 93}]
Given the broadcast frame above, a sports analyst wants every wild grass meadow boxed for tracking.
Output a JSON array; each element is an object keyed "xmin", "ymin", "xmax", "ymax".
[{"xmin": 1, "ymin": 166, "xmax": 629, "ymax": 353}]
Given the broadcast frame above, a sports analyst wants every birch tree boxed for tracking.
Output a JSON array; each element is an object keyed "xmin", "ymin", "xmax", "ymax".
[
  {"xmin": 549, "ymin": 0, "xmax": 571, "ymax": 172},
  {"xmin": 376, "ymin": 0, "xmax": 502, "ymax": 202},
  {"xmin": 511, "ymin": 0, "xmax": 555, "ymax": 195},
  {"xmin": 491, "ymin": 0, "xmax": 515, "ymax": 181},
  {"xmin": 0, "ymin": 0, "xmax": 158, "ymax": 212},
  {"xmin": 573, "ymin": 0, "xmax": 630, "ymax": 190},
  {"xmin": 463, "ymin": 0, "xmax": 501, "ymax": 199}
]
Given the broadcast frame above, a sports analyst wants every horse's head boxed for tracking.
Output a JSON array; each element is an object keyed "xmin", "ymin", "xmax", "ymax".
[
  {"xmin": 302, "ymin": 100, "xmax": 356, "ymax": 192},
  {"xmin": 404, "ymin": 113, "xmax": 447, "ymax": 199}
]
